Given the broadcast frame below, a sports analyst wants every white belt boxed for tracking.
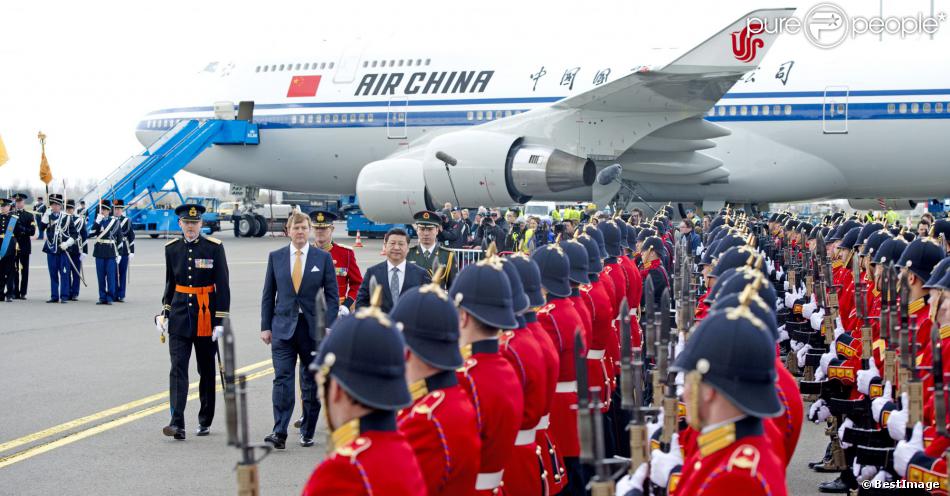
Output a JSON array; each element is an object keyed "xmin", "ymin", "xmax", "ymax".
[
  {"xmin": 586, "ymin": 349, "xmax": 605, "ymax": 359},
  {"xmin": 515, "ymin": 428, "xmax": 536, "ymax": 446},
  {"xmin": 555, "ymin": 381, "xmax": 577, "ymax": 393},
  {"xmin": 475, "ymin": 470, "xmax": 504, "ymax": 490},
  {"xmin": 535, "ymin": 414, "xmax": 550, "ymax": 430},
  {"xmin": 96, "ymin": 240, "xmax": 115, "ymax": 244}
]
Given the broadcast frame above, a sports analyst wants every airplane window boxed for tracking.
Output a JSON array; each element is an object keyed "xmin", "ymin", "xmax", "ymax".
[
  {"xmin": 899, "ymin": 103, "xmax": 907, "ymax": 114},
  {"xmin": 476, "ymin": 111, "xmax": 484, "ymax": 120},
  {"xmin": 416, "ymin": 59, "xmax": 422, "ymax": 65},
  {"xmin": 304, "ymin": 63, "xmax": 310, "ymax": 70},
  {"xmin": 388, "ymin": 60, "xmax": 394, "ymax": 67},
  {"xmin": 467, "ymin": 111, "xmax": 474, "ymax": 121},
  {"xmin": 762, "ymin": 105, "xmax": 769, "ymax": 115},
  {"xmin": 728, "ymin": 106, "xmax": 736, "ymax": 116},
  {"xmin": 367, "ymin": 113, "xmax": 374, "ymax": 122},
  {"xmin": 425, "ymin": 58, "xmax": 431, "ymax": 66},
  {"xmin": 486, "ymin": 110, "xmax": 494, "ymax": 120},
  {"xmin": 333, "ymin": 114, "xmax": 339, "ymax": 123},
  {"xmin": 887, "ymin": 103, "xmax": 895, "ymax": 114},
  {"xmin": 784, "ymin": 105, "xmax": 792, "ymax": 115},
  {"xmin": 772, "ymin": 105, "xmax": 781, "ymax": 115},
  {"xmin": 936, "ymin": 102, "xmax": 944, "ymax": 113},
  {"xmin": 315, "ymin": 115, "xmax": 322, "ymax": 123},
  {"xmin": 321, "ymin": 63, "xmax": 326, "ymax": 69},
  {"xmin": 295, "ymin": 63, "xmax": 301, "ymax": 70},
  {"xmin": 505, "ymin": 110, "xmax": 512, "ymax": 117},
  {"xmin": 307, "ymin": 115, "xmax": 314, "ymax": 124},
  {"xmin": 329, "ymin": 62, "xmax": 335, "ymax": 69},
  {"xmin": 923, "ymin": 103, "xmax": 931, "ymax": 113},
  {"xmin": 363, "ymin": 61, "xmax": 368, "ymax": 68},
  {"xmin": 255, "ymin": 66, "xmax": 261, "ymax": 73},
  {"xmin": 911, "ymin": 103, "xmax": 919, "ymax": 114},
  {"xmin": 341, "ymin": 114, "xmax": 347, "ymax": 123},
  {"xmin": 739, "ymin": 106, "xmax": 747, "ymax": 116},
  {"xmin": 750, "ymin": 105, "xmax": 758, "ymax": 116},
  {"xmin": 359, "ymin": 114, "xmax": 365, "ymax": 122},
  {"xmin": 398, "ymin": 60, "xmax": 404, "ymax": 67},
  {"xmin": 291, "ymin": 115, "xmax": 297, "ymax": 124},
  {"xmin": 262, "ymin": 66, "xmax": 268, "ymax": 72},
  {"xmin": 271, "ymin": 65, "xmax": 277, "ymax": 72},
  {"xmin": 280, "ymin": 64, "xmax": 285, "ymax": 71},
  {"xmin": 350, "ymin": 114, "xmax": 356, "ymax": 122},
  {"xmin": 717, "ymin": 106, "xmax": 725, "ymax": 116},
  {"xmin": 406, "ymin": 59, "xmax": 413, "ymax": 66},
  {"xmin": 707, "ymin": 108, "xmax": 715, "ymax": 117},
  {"xmin": 837, "ymin": 104, "xmax": 845, "ymax": 114},
  {"xmin": 399, "ymin": 113, "xmax": 405, "ymax": 122},
  {"xmin": 372, "ymin": 61, "xmax": 378, "ymax": 68}
]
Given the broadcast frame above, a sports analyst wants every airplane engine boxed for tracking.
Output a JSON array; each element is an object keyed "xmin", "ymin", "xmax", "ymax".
[
  {"xmin": 355, "ymin": 158, "xmax": 435, "ymax": 223},
  {"xmin": 847, "ymin": 198, "xmax": 919, "ymax": 211},
  {"xmin": 421, "ymin": 131, "xmax": 595, "ymax": 207}
]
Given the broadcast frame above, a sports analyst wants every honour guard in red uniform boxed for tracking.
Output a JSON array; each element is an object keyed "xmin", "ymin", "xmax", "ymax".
[{"xmin": 310, "ymin": 210, "xmax": 362, "ymax": 313}]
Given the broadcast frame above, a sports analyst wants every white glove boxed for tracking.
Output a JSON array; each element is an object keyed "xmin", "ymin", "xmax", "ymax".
[
  {"xmin": 886, "ymin": 393, "xmax": 909, "ymax": 441},
  {"xmin": 834, "ymin": 323, "xmax": 846, "ymax": 341},
  {"xmin": 838, "ymin": 418, "xmax": 854, "ymax": 449},
  {"xmin": 42, "ymin": 211, "xmax": 51, "ymax": 223},
  {"xmin": 674, "ymin": 372, "xmax": 685, "ymax": 397},
  {"xmin": 835, "ymin": 316, "xmax": 844, "ymax": 331},
  {"xmin": 615, "ymin": 463, "xmax": 648, "ymax": 496},
  {"xmin": 59, "ymin": 242, "xmax": 69, "ymax": 251},
  {"xmin": 790, "ymin": 339, "xmax": 804, "ymax": 353},
  {"xmin": 797, "ymin": 344, "xmax": 812, "ymax": 368},
  {"xmin": 129, "ymin": 253, "xmax": 135, "ymax": 260},
  {"xmin": 819, "ymin": 349, "xmax": 836, "ymax": 375},
  {"xmin": 871, "ymin": 382, "xmax": 893, "ymax": 423},
  {"xmin": 338, "ymin": 305, "xmax": 350, "ymax": 317},
  {"xmin": 116, "ymin": 256, "xmax": 122, "ymax": 266},
  {"xmin": 785, "ymin": 289, "xmax": 796, "ymax": 308},
  {"xmin": 674, "ymin": 332, "xmax": 685, "ymax": 357},
  {"xmin": 96, "ymin": 214, "xmax": 104, "ymax": 223},
  {"xmin": 803, "ymin": 300, "xmax": 818, "ymax": 318},
  {"xmin": 646, "ymin": 407, "xmax": 664, "ymax": 441},
  {"xmin": 79, "ymin": 253, "xmax": 87, "ymax": 262},
  {"xmin": 766, "ymin": 258, "xmax": 774, "ymax": 275},
  {"xmin": 809, "ymin": 399, "xmax": 831, "ymax": 423},
  {"xmin": 894, "ymin": 422, "xmax": 924, "ymax": 477},
  {"xmin": 778, "ymin": 325, "xmax": 789, "ymax": 343},
  {"xmin": 154, "ymin": 315, "xmax": 168, "ymax": 334},
  {"xmin": 853, "ymin": 459, "xmax": 878, "ymax": 483},
  {"xmin": 871, "ymin": 470, "xmax": 892, "ymax": 482},
  {"xmin": 815, "ymin": 367, "xmax": 827, "ymax": 381},
  {"xmin": 856, "ymin": 361, "xmax": 880, "ymax": 395},
  {"xmin": 212, "ymin": 326, "xmax": 223, "ymax": 342},
  {"xmin": 810, "ymin": 309, "xmax": 825, "ymax": 331},
  {"xmin": 649, "ymin": 434, "xmax": 683, "ymax": 488},
  {"xmin": 776, "ymin": 266, "xmax": 785, "ymax": 280},
  {"xmin": 775, "ymin": 297, "xmax": 785, "ymax": 311}
]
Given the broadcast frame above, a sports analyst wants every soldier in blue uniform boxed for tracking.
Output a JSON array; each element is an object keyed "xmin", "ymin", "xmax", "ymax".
[
  {"xmin": 38, "ymin": 194, "xmax": 79, "ymax": 303},
  {"xmin": 64, "ymin": 200, "xmax": 87, "ymax": 301},
  {"xmin": 157, "ymin": 204, "xmax": 230, "ymax": 440},
  {"xmin": 90, "ymin": 200, "xmax": 122, "ymax": 305},
  {"xmin": 113, "ymin": 199, "xmax": 135, "ymax": 302},
  {"xmin": 1, "ymin": 198, "xmax": 27, "ymax": 302}
]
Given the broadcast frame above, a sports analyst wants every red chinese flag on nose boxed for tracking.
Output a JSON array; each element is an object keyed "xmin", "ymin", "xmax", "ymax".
[{"xmin": 287, "ymin": 75, "xmax": 321, "ymax": 97}]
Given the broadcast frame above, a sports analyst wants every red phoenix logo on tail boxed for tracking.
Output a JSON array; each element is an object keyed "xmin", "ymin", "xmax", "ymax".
[{"xmin": 731, "ymin": 22, "xmax": 765, "ymax": 63}]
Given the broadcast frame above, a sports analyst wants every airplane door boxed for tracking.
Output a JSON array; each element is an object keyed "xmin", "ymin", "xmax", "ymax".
[
  {"xmin": 334, "ymin": 49, "xmax": 362, "ymax": 84},
  {"xmin": 387, "ymin": 98, "xmax": 408, "ymax": 139},
  {"xmin": 822, "ymin": 85, "xmax": 849, "ymax": 134}
]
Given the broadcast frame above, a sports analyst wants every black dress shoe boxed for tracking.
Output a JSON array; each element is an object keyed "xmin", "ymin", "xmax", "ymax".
[
  {"xmin": 96, "ymin": 300, "xmax": 111, "ymax": 305},
  {"xmin": 68, "ymin": 297, "xmax": 78, "ymax": 301},
  {"xmin": 294, "ymin": 416, "xmax": 304, "ymax": 429},
  {"xmin": 60, "ymin": 300, "xmax": 68, "ymax": 304},
  {"xmin": 115, "ymin": 298, "xmax": 124, "ymax": 303},
  {"xmin": 196, "ymin": 425, "xmax": 210, "ymax": 436},
  {"xmin": 808, "ymin": 457, "xmax": 830, "ymax": 470},
  {"xmin": 162, "ymin": 425, "xmax": 186, "ymax": 440},
  {"xmin": 46, "ymin": 299, "xmax": 60, "ymax": 303},
  {"xmin": 15, "ymin": 295, "xmax": 26, "ymax": 300},
  {"xmin": 817, "ymin": 477, "xmax": 850, "ymax": 493},
  {"xmin": 264, "ymin": 433, "xmax": 286, "ymax": 450},
  {"xmin": 6, "ymin": 297, "xmax": 14, "ymax": 302},
  {"xmin": 300, "ymin": 436, "xmax": 314, "ymax": 447}
]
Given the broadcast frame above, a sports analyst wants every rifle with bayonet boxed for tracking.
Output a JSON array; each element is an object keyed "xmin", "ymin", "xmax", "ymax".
[
  {"xmin": 657, "ymin": 289, "xmax": 677, "ymax": 453},
  {"xmin": 621, "ymin": 298, "xmax": 655, "ymax": 477},
  {"xmin": 576, "ymin": 331, "xmax": 616, "ymax": 495},
  {"xmin": 221, "ymin": 318, "xmax": 272, "ymax": 496},
  {"xmin": 898, "ymin": 266, "xmax": 923, "ymax": 440}
]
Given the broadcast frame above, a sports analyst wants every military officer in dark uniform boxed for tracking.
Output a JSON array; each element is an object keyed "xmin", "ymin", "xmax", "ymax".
[
  {"xmin": 157, "ymin": 204, "xmax": 230, "ymax": 440},
  {"xmin": 89, "ymin": 200, "xmax": 122, "ymax": 305},
  {"xmin": 113, "ymin": 199, "xmax": 135, "ymax": 302},
  {"xmin": 64, "ymin": 200, "xmax": 87, "ymax": 301},
  {"xmin": 11, "ymin": 193, "xmax": 36, "ymax": 299},
  {"xmin": 1, "ymin": 198, "xmax": 26, "ymax": 301},
  {"xmin": 38, "ymin": 194, "xmax": 79, "ymax": 303},
  {"xmin": 406, "ymin": 210, "xmax": 457, "ymax": 289}
]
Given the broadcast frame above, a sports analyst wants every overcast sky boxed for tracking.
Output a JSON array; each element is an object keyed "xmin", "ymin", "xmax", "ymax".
[{"xmin": 0, "ymin": 0, "xmax": 941, "ymax": 193}]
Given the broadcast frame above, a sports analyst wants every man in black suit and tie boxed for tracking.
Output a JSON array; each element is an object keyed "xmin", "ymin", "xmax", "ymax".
[
  {"xmin": 356, "ymin": 227, "xmax": 430, "ymax": 313},
  {"xmin": 261, "ymin": 212, "xmax": 339, "ymax": 449}
]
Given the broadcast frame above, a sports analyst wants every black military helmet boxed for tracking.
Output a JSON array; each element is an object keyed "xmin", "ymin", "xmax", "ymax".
[
  {"xmin": 856, "ymin": 222, "xmax": 884, "ymax": 247},
  {"xmin": 500, "ymin": 258, "xmax": 530, "ymax": 314},
  {"xmin": 711, "ymin": 245, "xmax": 760, "ymax": 278},
  {"xmin": 897, "ymin": 238, "xmax": 945, "ymax": 282},
  {"xmin": 391, "ymin": 285, "xmax": 463, "ymax": 371},
  {"xmin": 709, "ymin": 292, "xmax": 778, "ymax": 340},
  {"xmin": 559, "ymin": 239, "xmax": 591, "ymax": 285},
  {"xmin": 862, "ymin": 231, "xmax": 891, "ymax": 261},
  {"xmin": 872, "ymin": 237, "xmax": 908, "ymax": 265},
  {"xmin": 507, "ymin": 254, "xmax": 545, "ymax": 308},
  {"xmin": 671, "ymin": 305, "xmax": 783, "ymax": 418},
  {"xmin": 584, "ymin": 224, "xmax": 608, "ymax": 259},
  {"xmin": 577, "ymin": 233, "xmax": 604, "ymax": 274},
  {"xmin": 597, "ymin": 221, "xmax": 622, "ymax": 257},
  {"xmin": 838, "ymin": 226, "xmax": 863, "ymax": 251},
  {"xmin": 530, "ymin": 244, "xmax": 572, "ymax": 299},
  {"xmin": 313, "ymin": 310, "xmax": 412, "ymax": 410},
  {"xmin": 449, "ymin": 258, "xmax": 518, "ymax": 330},
  {"xmin": 924, "ymin": 257, "xmax": 950, "ymax": 289}
]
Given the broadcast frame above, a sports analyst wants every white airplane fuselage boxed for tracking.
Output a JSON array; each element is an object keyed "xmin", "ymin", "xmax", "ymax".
[{"xmin": 136, "ymin": 32, "xmax": 950, "ymax": 205}]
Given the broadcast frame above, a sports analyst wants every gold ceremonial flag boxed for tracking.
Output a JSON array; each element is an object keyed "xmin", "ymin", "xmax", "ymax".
[
  {"xmin": 38, "ymin": 131, "xmax": 53, "ymax": 184},
  {"xmin": 0, "ymin": 134, "xmax": 8, "ymax": 167}
]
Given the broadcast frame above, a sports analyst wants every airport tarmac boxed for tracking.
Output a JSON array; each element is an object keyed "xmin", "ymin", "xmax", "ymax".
[{"xmin": 1, "ymin": 232, "xmax": 833, "ymax": 495}]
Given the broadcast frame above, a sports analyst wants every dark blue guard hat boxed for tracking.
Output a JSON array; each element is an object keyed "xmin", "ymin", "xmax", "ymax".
[
  {"xmin": 530, "ymin": 244, "xmax": 572, "ymax": 298},
  {"xmin": 391, "ymin": 285, "xmax": 463, "ymax": 371}
]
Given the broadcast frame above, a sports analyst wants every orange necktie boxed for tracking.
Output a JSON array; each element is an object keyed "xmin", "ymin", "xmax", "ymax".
[{"xmin": 292, "ymin": 250, "xmax": 303, "ymax": 292}]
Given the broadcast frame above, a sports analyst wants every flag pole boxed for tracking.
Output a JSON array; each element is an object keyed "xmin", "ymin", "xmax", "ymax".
[{"xmin": 38, "ymin": 131, "xmax": 50, "ymax": 197}]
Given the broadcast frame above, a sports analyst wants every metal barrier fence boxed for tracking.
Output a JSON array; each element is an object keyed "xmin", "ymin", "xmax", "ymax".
[{"xmin": 447, "ymin": 248, "xmax": 485, "ymax": 274}]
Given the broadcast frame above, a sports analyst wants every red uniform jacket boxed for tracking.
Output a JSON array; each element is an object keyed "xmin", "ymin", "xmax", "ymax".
[
  {"xmin": 500, "ymin": 328, "xmax": 549, "ymax": 496},
  {"xmin": 537, "ymin": 297, "xmax": 586, "ymax": 458},
  {"xmin": 302, "ymin": 412, "xmax": 426, "ymax": 496},
  {"xmin": 618, "ymin": 255, "xmax": 644, "ymax": 312},
  {"xmin": 581, "ymin": 275, "xmax": 619, "ymax": 410},
  {"xmin": 525, "ymin": 313, "xmax": 568, "ymax": 493},
  {"xmin": 327, "ymin": 242, "xmax": 363, "ymax": 308},
  {"xmin": 457, "ymin": 338, "xmax": 524, "ymax": 494},
  {"xmin": 398, "ymin": 371, "xmax": 481, "ymax": 496},
  {"xmin": 673, "ymin": 417, "xmax": 788, "ymax": 496},
  {"xmin": 773, "ymin": 357, "xmax": 804, "ymax": 466}
]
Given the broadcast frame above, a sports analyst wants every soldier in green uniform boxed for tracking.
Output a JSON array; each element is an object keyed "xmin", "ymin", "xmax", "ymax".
[{"xmin": 406, "ymin": 210, "xmax": 457, "ymax": 289}]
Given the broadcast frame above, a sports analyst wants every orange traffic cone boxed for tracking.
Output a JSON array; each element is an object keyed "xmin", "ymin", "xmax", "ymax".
[{"xmin": 354, "ymin": 230, "xmax": 364, "ymax": 248}]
